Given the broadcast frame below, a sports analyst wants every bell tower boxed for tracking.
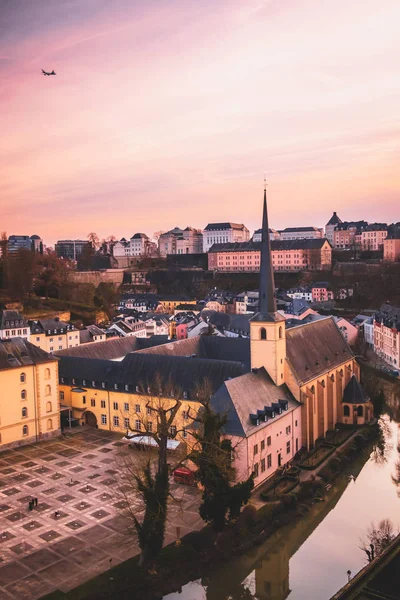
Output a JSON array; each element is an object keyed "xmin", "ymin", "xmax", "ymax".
[{"xmin": 250, "ymin": 184, "xmax": 286, "ymax": 385}]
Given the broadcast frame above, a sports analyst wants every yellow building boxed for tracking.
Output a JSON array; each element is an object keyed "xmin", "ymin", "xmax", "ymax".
[
  {"xmin": 0, "ymin": 338, "xmax": 60, "ymax": 449},
  {"xmin": 29, "ymin": 317, "xmax": 80, "ymax": 353},
  {"xmin": 157, "ymin": 298, "xmax": 197, "ymax": 314}
]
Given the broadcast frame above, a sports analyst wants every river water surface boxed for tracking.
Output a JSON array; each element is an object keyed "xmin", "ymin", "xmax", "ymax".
[{"xmin": 164, "ymin": 400, "xmax": 400, "ymax": 600}]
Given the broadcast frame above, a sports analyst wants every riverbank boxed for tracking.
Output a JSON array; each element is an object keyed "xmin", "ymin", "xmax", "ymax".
[{"xmin": 40, "ymin": 425, "xmax": 380, "ymax": 600}]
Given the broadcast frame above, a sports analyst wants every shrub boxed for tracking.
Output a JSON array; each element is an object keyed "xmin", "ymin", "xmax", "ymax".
[
  {"xmin": 329, "ymin": 457, "xmax": 342, "ymax": 473},
  {"xmin": 240, "ymin": 504, "xmax": 258, "ymax": 529},
  {"xmin": 354, "ymin": 434, "xmax": 366, "ymax": 449},
  {"xmin": 282, "ymin": 493, "xmax": 297, "ymax": 509}
]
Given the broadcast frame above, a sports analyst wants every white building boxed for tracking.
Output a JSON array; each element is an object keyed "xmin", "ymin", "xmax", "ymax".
[
  {"xmin": 278, "ymin": 227, "xmax": 323, "ymax": 240},
  {"xmin": 252, "ymin": 228, "xmax": 280, "ymax": 242},
  {"xmin": 374, "ymin": 304, "xmax": 400, "ymax": 369},
  {"xmin": 0, "ymin": 310, "xmax": 30, "ymax": 341},
  {"xmin": 107, "ymin": 320, "xmax": 147, "ymax": 338},
  {"xmin": 203, "ymin": 222, "xmax": 249, "ymax": 253},
  {"xmin": 158, "ymin": 227, "xmax": 203, "ymax": 256},
  {"xmin": 286, "ymin": 288, "xmax": 312, "ymax": 302},
  {"xmin": 325, "ymin": 212, "xmax": 342, "ymax": 245},
  {"xmin": 361, "ymin": 224, "xmax": 388, "ymax": 251},
  {"xmin": 113, "ymin": 233, "xmax": 150, "ymax": 257}
]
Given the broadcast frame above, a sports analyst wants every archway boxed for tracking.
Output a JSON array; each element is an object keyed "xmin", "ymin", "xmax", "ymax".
[{"xmin": 84, "ymin": 411, "xmax": 98, "ymax": 427}]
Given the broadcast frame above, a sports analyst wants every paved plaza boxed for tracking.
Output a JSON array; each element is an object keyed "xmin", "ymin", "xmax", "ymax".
[{"xmin": 0, "ymin": 429, "xmax": 202, "ymax": 600}]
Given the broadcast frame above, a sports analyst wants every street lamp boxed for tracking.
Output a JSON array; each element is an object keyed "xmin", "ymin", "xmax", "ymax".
[{"xmin": 347, "ymin": 570, "xmax": 352, "ymax": 582}]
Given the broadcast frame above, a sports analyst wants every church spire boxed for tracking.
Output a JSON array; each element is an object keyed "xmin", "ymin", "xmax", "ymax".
[{"xmin": 258, "ymin": 183, "xmax": 276, "ymax": 315}]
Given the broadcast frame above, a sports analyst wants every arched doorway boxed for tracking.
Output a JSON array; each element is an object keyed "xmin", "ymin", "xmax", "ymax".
[{"xmin": 84, "ymin": 411, "xmax": 97, "ymax": 427}]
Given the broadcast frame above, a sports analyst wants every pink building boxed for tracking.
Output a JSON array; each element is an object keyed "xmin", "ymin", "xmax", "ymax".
[
  {"xmin": 312, "ymin": 283, "xmax": 334, "ymax": 302},
  {"xmin": 360, "ymin": 224, "xmax": 388, "ymax": 251},
  {"xmin": 176, "ymin": 323, "xmax": 188, "ymax": 340}
]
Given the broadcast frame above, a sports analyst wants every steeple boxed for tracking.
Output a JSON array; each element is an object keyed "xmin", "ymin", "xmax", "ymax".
[{"xmin": 258, "ymin": 184, "xmax": 276, "ymax": 315}]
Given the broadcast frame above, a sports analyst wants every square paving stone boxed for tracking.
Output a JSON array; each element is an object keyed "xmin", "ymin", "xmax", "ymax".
[
  {"xmin": 50, "ymin": 510, "xmax": 69, "ymax": 520},
  {"xmin": 98, "ymin": 447, "xmax": 113, "ymax": 453},
  {"xmin": 0, "ymin": 468, "xmax": 16, "ymax": 475},
  {"xmin": 10, "ymin": 542, "xmax": 34, "ymax": 555},
  {"xmin": 0, "ymin": 531, "xmax": 15, "ymax": 542},
  {"xmin": 17, "ymin": 495, "xmax": 33, "ymax": 503},
  {"xmin": 20, "ymin": 548, "xmax": 59, "ymax": 571},
  {"xmin": 23, "ymin": 520, "xmax": 43, "ymax": 531},
  {"xmin": 97, "ymin": 492, "xmax": 113, "ymax": 501},
  {"xmin": 100, "ymin": 478, "xmax": 116, "ymax": 486},
  {"xmin": 35, "ymin": 502, "xmax": 51, "ymax": 513},
  {"xmin": 2, "ymin": 487, "xmax": 20, "ymax": 496},
  {"xmin": 58, "ymin": 449, "xmax": 81, "ymax": 457},
  {"xmin": 91, "ymin": 509, "xmax": 110, "ymax": 520},
  {"xmin": 42, "ymin": 487, "xmax": 58, "ymax": 495},
  {"xmin": 50, "ymin": 472, "xmax": 64, "ymax": 480},
  {"xmin": 41, "ymin": 454, "xmax": 57, "ymax": 462},
  {"xmin": 0, "ymin": 561, "xmax": 31, "ymax": 586},
  {"xmin": 77, "ymin": 524, "xmax": 110, "ymax": 544},
  {"xmin": 38, "ymin": 558, "xmax": 82, "ymax": 582},
  {"xmin": 6, "ymin": 573, "xmax": 53, "ymax": 599},
  {"xmin": 6, "ymin": 511, "xmax": 26, "ymax": 522},
  {"xmin": 33, "ymin": 466, "xmax": 51, "ymax": 475},
  {"xmin": 55, "ymin": 460, "xmax": 71, "ymax": 467},
  {"xmin": 82, "ymin": 454, "xmax": 97, "ymax": 460},
  {"xmin": 78, "ymin": 485, "xmax": 97, "ymax": 494},
  {"xmin": 39, "ymin": 530, "xmax": 61, "ymax": 542},
  {"xmin": 57, "ymin": 494, "xmax": 75, "ymax": 503},
  {"xmin": 100, "ymin": 458, "xmax": 114, "ymax": 464},
  {"xmin": 65, "ymin": 520, "xmax": 85, "ymax": 530},
  {"xmin": 88, "ymin": 464, "xmax": 100, "ymax": 469},
  {"xmin": 0, "ymin": 480, "xmax": 7, "ymax": 488},
  {"xmin": 21, "ymin": 461, "xmax": 38, "ymax": 468},
  {"xmin": 113, "ymin": 500, "xmax": 128, "ymax": 509},
  {"xmin": 0, "ymin": 504, "xmax": 11, "ymax": 512},
  {"xmin": 12, "ymin": 473, "xmax": 31, "ymax": 483},
  {"xmin": 27, "ymin": 479, "xmax": 44, "ymax": 488},
  {"xmin": 71, "ymin": 546, "xmax": 108, "ymax": 566},
  {"xmin": 67, "ymin": 479, "xmax": 80, "ymax": 487},
  {"xmin": 105, "ymin": 469, "xmax": 118, "ymax": 475},
  {"xmin": 50, "ymin": 536, "xmax": 86, "ymax": 555},
  {"xmin": 3, "ymin": 453, "xmax": 26, "ymax": 464},
  {"xmin": 113, "ymin": 441, "xmax": 124, "ymax": 447},
  {"xmin": 70, "ymin": 466, "xmax": 85, "ymax": 473},
  {"xmin": 88, "ymin": 473, "xmax": 101, "ymax": 480},
  {"xmin": 73, "ymin": 501, "xmax": 92, "ymax": 511}
]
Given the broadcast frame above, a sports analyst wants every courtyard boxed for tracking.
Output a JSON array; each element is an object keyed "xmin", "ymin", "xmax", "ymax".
[{"xmin": 0, "ymin": 429, "xmax": 202, "ymax": 600}]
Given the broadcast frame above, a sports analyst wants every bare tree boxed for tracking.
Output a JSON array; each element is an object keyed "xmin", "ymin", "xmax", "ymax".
[
  {"xmin": 359, "ymin": 519, "xmax": 397, "ymax": 562},
  {"xmin": 87, "ymin": 232, "xmax": 100, "ymax": 250}
]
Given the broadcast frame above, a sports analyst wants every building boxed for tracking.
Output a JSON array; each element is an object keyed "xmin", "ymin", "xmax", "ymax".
[
  {"xmin": 383, "ymin": 226, "xmax": 400, "ymax": 262},
  {"xmin": 252, "ymin": 228, "xmax": 280, "ymax": 242},
  {"xmin": 113, "ymin": 233, "xmax": 152, "ymax": 257},
  {"xmin": 312, "ymin": 282, "xmax": 334, "ymax": 302},
  {"xmin": 278, "ymin": 227, "xmax": 323, "ymax": 240},
  {"xmin": 208, "ymin": 239, "xmax": 332, "ymax": 272},
  {"xmin": 234, "ymin": 291, "xmax": 260, "ymax": 314},
  {"xmin": 8, "ymin": 235, "xmax": 43, "ymax": 255},
  {"xmin": 142, "ymin": 316, "xmax": 169, "ymax": 338},
  {"xmin": 158, "ymin": 227, "xmax": 203, "ymax": 256},
  {"xmin": 107, "ymin": 320, "xmax": 147, "ymax": 338},
  {"xmin": 325, "ymin": 212, "xmax": 342, "ymax": 245},
  {"xmin": 374, "ymin": 303, "xmax": 400, "ymax": 368},
  {"xmin": 29, "ymin": 318, "xmax": 80, "ymax": 353},
  {"xmin": 360, "ymin": 223, "xmax": 388, "ymax": 251},
  {"xmin": 56, "ymin": 188, "xmax": 371, "ymax": 489},
  {"xmin": 203, "ymin": 222, "xmax": 250, "ymax": 252},
  {"xmin": 79, "ymin": 325, "xmax": 107, "ymax": 345},
  {"xmin": 334, "ymin": 317, "xmax": 358, "ymax": 346},
  {"xmin": 124, "ymin": 294, "xmax": 160, "ymax": 312},
  {"xmin": 0, "ymin": 338, "xmax": 60, "ymax": 449},
  {"xmin": 55, "ymin": 240, "xmax": 91, "ymax": 261},
  {"xmin": 0, "ymin": 310, "xmax": 30, "ymax": 341},
  {"xmin": 333, "ymin": 221, "xmax": 368, "ymax": 249},
  {"xmin": 157, "ymin": 297, "xmax": 197, "ymax": 314},
  {"xmin": 286, "ymin": 288, "xmax": 312, "ymax": 302}
]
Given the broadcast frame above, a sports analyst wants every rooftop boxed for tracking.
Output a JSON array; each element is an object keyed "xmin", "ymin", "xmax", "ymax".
[{"xmin": 0, "ymin": 338, "xmax": 56, "ymax": 371}]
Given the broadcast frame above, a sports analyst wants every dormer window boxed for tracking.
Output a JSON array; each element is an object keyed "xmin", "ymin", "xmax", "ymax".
[
  {"xmin": 136, "ymin": 385, "xmax": 140, "ymax": 393},
  {"xmin": 82, "ymin": 379, "xmax": 86, "ymax": 386},
  {"xmin": 183, "ymin": 391, "xmax": 188, "ymax": 399},
  {"xmin": 72, "ymin": 378, "xmax": 76, "ymax": 385},
  {"xmin": 125, "ymin": 384, "xmax": 129, "ymax": 392},
  {"xmin": 92, "ymin": 380, "xmax": 96, "ymax": 387},
  {"xmin": 101, "ymin": 382, "xmax": 106, "ymax": 389},
  {"xmin": 114, "ymin": 383, "xmax": 118, "ymax": 390}
]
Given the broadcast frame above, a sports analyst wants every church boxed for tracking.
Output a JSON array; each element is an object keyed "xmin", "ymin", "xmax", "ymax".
[{"xmin": 56, "ymin": 189, "xmax": 372, "ymax": 487}]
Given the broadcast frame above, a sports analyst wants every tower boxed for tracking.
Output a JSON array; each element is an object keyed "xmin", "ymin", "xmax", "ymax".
[{"xmin": 250, "ymin": 185, "xmax": 286, "ymax": 385}]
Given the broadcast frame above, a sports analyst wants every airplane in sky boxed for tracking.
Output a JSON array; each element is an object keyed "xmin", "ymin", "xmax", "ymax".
[{"xmin": 42, "ymin": 69, "xmax": 56, "ymax": 76}]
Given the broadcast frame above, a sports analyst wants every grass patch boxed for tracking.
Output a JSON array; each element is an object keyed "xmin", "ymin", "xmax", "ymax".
[{"xmin": 299, "ymin": 443, "xmax": 335, "ymax": 470}]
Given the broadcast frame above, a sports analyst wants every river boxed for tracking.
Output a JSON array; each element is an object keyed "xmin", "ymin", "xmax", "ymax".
[{"xmin": 164, "ymin": 379, "xmax": 400, "ymax": 600}]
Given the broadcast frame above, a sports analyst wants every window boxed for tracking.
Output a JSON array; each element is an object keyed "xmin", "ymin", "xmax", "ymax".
[
  {"xmin": 113, "ymin": 416, "xmax": 119, "ymax": 427},
  {"xmin": 261, "ymin": 440, "xmax": 265, "ymax": 451},
  {"xmin": 148, "ymin": 421, "xmax": 153, "ymax": 432},
  {"xmin": 136, "ymin": 385, "xmax": 140, "ymax": 393},
  {"xmin": 267, "ymin": 436, "xmax": 271, "ymax": 446},
  {"xmin": 253, "ymin": 444, "xmax": 258, "ymax": 456},
  {"xmin": 82, "ymin": 379, "xmax": 86, "ymax": 386},
  {"xmin": 45, "ymin": 385, "xmax": 51, "ymax": 396},
  {"xmin": 279, "ymin": 326, "xmax": 283, "ymax": 339},
  {"xmin": 91, "ymin": 399, "xmax": 96, "ymax": 407},
  {"xmin": 169, "ymin": 425, "xmax": 177, "ymax": 436},
  {"xmin": 295, "ymin": 420, "xmax": 298, "ymax": 427},
  {"xmin": 183, "ymin": 391, "xmax": 188, "ymax": 399},
  {"xmin": 101, "ymin": 414, "xmax": 107, "ymax": 425},
  {"xmin": 343, "ymin": 405, "xmax": 350, "ymax": 417},
  {"xmin": 47, "ymin": 419, "xmax": 53, "ymax": 430},
  {"xmin": 124, "ymin": 418, "xmax": 130, "ymax": 429},
  {"xmin": 135, "ymin": 419, "xmax": 141, "ymax": 430},
  {"xmin": 22, "ymin": 425, "xmax": 29, "ymax": 436},
  {"xmin": 183, "ymin": 427, "xmax": 187, "ymax": 438},
  {"xmin": 113, "ymin": 402, "xmax": 118, "ymax": 410},
  {"xmin": 60, "ymin": 391, "xmax": 64, "ymax": 400},
  {"xmin": 267, "ymin": 454, "xmax": 272, "ymax": 469},
  {"xmin": 101, "ymin": 382, "xmax": 106, "ymax": 389},
  {"xmin": 146, "ymin": 406, "xmax": 152, "ymax": 416},
  {"xmin": 124, "ymin": 402, "xmax": 129, "ymax": 412},
  {"xmin": 21, "ymin": 389, "xmax": 27, "ymax": 400},
  {"xmin": 101, "ymin": 400, "xmax": 106, "ymax": 408},
  {"xmin": 253, "ymin": 463, "xmax": 259, "ymax": 477},
  {"xmin": 82, "ymin": 396, "xmax": 86, "ymax": 405},
  {"xmin": 125, "ymin": 384, "xmax": 129, "ymax": 392},
  {"xmin": 22, "ymin": 406, "xmax": 28, "ymax": 418},
  {"xmin": 260, "ymin": 327, "xmax": 267, "ymax": 340},
  {"xmin": 261, "ymin": 458, "xmax": 266, "ymax": 473},
  {"xmin": 357, "ymin": 405, "xmax": 363, "ymax": 417},
  {"xmin": 20, "ymin": 372, "xmax": 26, "ymax": 383},
  {"xmin": 135, "ymin": 404, "xmax": 140, "ymax": 413},
  {"xmin": 114, "ymin": 383, "xmax": 118, "ymax": 390},
  {"xmin": 286, "ymin": 441, "xmax": 291, "ymax": 454},
  {"xmin": 286, "ymin": 426, "xmax": 291, "ymax": 435},
  {"xmin": 46, "ymin": 401, "xmax": 52, "ymax": 412}
]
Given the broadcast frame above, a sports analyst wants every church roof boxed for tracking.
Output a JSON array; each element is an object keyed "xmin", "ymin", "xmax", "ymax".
[
  {"xmin": 258, "ymin": 188, "xmax": 276, "ymax": 316},
  {"xmin": 286, "ymin": 317, "xmax": 354, "ymax": 384},
  {"xmin": 343, "ymin": 375, "xmax": 369, "ymax": 404},
  {"xmin": 55, "ymin": 335, "xmax": 167, "ymax": 360}
]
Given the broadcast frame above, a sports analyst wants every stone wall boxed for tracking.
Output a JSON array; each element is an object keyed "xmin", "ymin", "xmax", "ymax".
[{"xmin": 68, "ymin": 269, "xmax": 125, "ymax": 287}]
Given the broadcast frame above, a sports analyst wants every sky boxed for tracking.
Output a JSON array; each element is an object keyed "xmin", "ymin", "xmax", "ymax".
[{"xmin": 1, "ymin": 0, "xmax": 399, "ymax": 246}]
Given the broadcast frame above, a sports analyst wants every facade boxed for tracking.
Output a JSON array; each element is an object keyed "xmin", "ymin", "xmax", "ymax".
[
  {"xmin": 55, "ymin": 240, "xmax": 91, "ymax": 260},
  {"xmin": 279, "ymin": 227, "xmax": 323, "ymax": 240},
  {"xmin": 157, "ymin": 297, "xmax": 197, "ymax": 314},
  {"xmin": 0, "ymin": 310, "xmax": 30, "ymax": 341},
  {"xmin": 286, "ymin": 288, "xmax": 312, "ymax": 302},
  {"xmin": 158, "ymin": 227, "xmax": 203, "ymax": 256},
  {"xmin": 363, "ymin": 318, "xmax": 374, "ymax": 347},
  {"xmin": 107, "ymin": 320, "xmax": 147, "ymax": 338},
  {"xmin": 374, "ymin": 304, "xmax": 400, "ymax": 368},
  {"xmin": 360, "ymin": 223, "xmax": 388, "ymax": 251},
  {"xmin": 334, "ymin": 317, "xmax": 358, "ymax": 346},
  {"xmin": 325, "ymin": 212, "xmax": 342, "ymax": 245},
  {"xmin": 383, "ymin": 227, "xmax": 400, "ymax": 262},
  {"xmin": 312, "ymin": 282, "xmax": 334, "ymax": 302},
  {"xmin": 113, "ymin": 233, "xmax": 152, "ymax": 257},
  {"xmin": 8, "ymin": 235, "xmax": 42, "ymax": 254},
  {"xmin": 79, "ymin": 325, "xmax": 106, "ymax": 345},
  {"xmin": 0, "ymin": 338, "xmax": 60, "ymax": 449},
  {"xmin": 29, "ymin": 318, "xmax": 80, "ymax": 353},
  {"xmin": 252, "ymin": 228, "xmax": 280, "ymax": 242},
  {"xmin": 203, "ymin": 222, "xmax": 250, "ymax": 252},
  {"xmin": 208, "ymin": 239, "xmax": 332, "ymax": 272},
  {"xmin": 333, "ymin": 221, "xmax": 368, "ymax": 249}
]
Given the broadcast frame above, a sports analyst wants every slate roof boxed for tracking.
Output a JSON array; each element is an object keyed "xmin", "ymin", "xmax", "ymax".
[
  {"xmin": 208, "ymin": 239, "xmax": 329, "ymax": 253},
  {"xmin": 0, "ymin": 338, "xmax": 56, "ymax": 371},
  {"xmin": 375, "ymin": 303, "xmax": 400, "ymax": 331},
  {"xmin": 0, "ymin": 310, "xmax": 27, "ymax": 329},
  {"xmin": 280, "ymin": 227, "xmax": 321, "ymax": 233},
  {"xmin": 201, "ymin": 310, "xmax": 252, "ymax": 337},
  {"xmin": 211, "ymin": 367, "xmax": 299, "ymax": 436},
  {"xmin": 55, "ymin": 335, "xmax": 168, "ymax": 360},
  {"xmin": 29, "ymin": 318, "xmax": 75, "ymax": 336},
  {"xmin": 204, "ymin": 223, "xmax": 247, "ymax": 231},
  {"xmin": 58, "ymin": 353, "xmax": 245, "ymax": 398},
  {"xmin": 326, "ymin": 212, "xmax": 342, "ymax": 226},
  {"xmin": 342, "ymin": 375, "xmax": 369, "ymax": 404},
  {"xmin": 286, "ymin": 317, "xmax": 354, "ymax": 384},
  {"xmin": 130, "ymin": 233, "xmax": 148, "ymax": 239}
]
